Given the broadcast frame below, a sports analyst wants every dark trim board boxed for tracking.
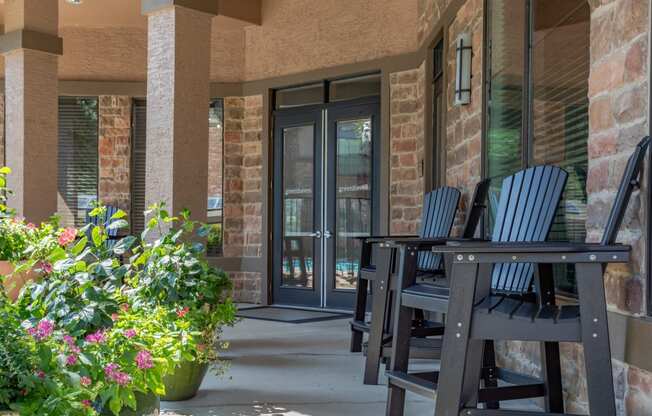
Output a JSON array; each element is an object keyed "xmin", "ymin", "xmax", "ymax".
[{"xmin": 236, "ymin": 306, "xmax": 352, "ymax": 324}]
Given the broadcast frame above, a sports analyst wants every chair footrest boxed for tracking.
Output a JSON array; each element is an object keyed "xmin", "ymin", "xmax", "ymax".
[
  {"xmin": 462, "ymin": 409, "xmax": 573, "ymax": 416},
  {"xmin": 386, "ymin": 371, "xmax": 437, "ymax": 399},
  {"xmin": 350, "ymin": 319, "xmax": 370, "ymax": 333},
  {"xmin": 380, "ymin": 337, "xmax": 442, "ymax": 359}
]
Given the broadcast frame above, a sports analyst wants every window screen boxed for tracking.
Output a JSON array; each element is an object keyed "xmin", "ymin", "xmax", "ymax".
[
  {"xmin": 131, "ymin": 99, "xmax": 147, "ymax": 236},
  {"xmin": 58, "ymin": 97, "xmax": 99, "ymax": 228}
]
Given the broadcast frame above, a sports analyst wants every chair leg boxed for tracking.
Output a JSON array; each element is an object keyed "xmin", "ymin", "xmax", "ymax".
[
  {"xmin": 350, "ymin": 276, "xmax": 367, "ymax": 353},
  {"xmin": 351, "ymin": 240, "xmax": 373, "ymax": 353},
  {"xmin": 386, "ymin": 245, "xmax": 418, "ymax": 416},
  {"xmin": 535, "ymin": 263, "xmax": 564, "ymax": 412},
  {"xmin": 435, "ymin": 261, "xmax": 489, "ymax": 415},
  {"xmin": 364, "ymin": 246, "xmax": 394, "ymax": 385},
  {"xmin": 482, "ymin": 340, "xmax": 500, "ymax": 410},
  {"xmin": 576, "ymin": 263, "xmax": 616, "ymax": 416}
]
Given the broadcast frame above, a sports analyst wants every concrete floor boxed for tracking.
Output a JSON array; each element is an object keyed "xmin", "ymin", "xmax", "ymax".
[
  {"xmin": 161, "ymin": 312, "xmax": 538, "ymax": 416},
  {"xmin": 161, "ymin": 315, "xmax": 434, "ymax": 416}
]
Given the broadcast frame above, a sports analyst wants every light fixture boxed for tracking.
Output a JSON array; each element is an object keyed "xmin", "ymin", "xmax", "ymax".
[
  {"xmin": 454, "ymin": 32, "xmax": 472, "ymax": 106},
  {"xmin": 66, "ymin": 0, "xmax": 83, "ymax": 4}
]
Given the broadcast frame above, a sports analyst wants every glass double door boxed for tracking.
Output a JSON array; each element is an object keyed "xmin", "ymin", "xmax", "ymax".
[{"xmin": 273, "ymin": 98, "xmax": 380, "ymax": 309}]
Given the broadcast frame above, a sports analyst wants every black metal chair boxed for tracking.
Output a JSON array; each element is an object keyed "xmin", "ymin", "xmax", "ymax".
[
  {"xmin": 350, "ymin": 187, "xmax": 461, "ymax": 384},
  {"xmin": 385, "ymin": 165, "xmax": 569, "ymax": 415},
  {"xmin": 428, "ymin": 137, "xmax": 649, "ymax": 416}
]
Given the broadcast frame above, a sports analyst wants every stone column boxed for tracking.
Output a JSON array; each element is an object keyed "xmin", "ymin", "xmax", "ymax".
[
  {"xmin": 142, "ymin": 0, "xmax": 215, "ymax": 225},
  {"xmin": 0, "ymin": 0, "xmax": 62, "ymax": 223}
]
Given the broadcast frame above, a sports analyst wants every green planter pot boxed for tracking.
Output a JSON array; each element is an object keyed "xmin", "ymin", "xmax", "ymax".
[
  {"xmin": 162, "ymin": 360, "xmax": 208, "ymax": 401},
  {"xmin": 99, "ymin": 392, "xmax": 160, "ymax": 416}
]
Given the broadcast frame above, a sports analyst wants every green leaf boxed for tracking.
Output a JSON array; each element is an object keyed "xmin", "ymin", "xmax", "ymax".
[
  {"xmin": 107, "ymin": 219, "xmax": 128, "ymax": 231},
  {"xmin": 91, "ymin": 226, "xmax": 104, "ymax": 247},
  {"xmin": 111, "ymin": 209, "xmax": 127, "ymax": 220},
  {"xmin": 71, "ymin": 236, "xmax": 88, "ymax": 256},
  {"xmin": 0, "ymin": 166, "xmax": 11, "ymax": 174}
]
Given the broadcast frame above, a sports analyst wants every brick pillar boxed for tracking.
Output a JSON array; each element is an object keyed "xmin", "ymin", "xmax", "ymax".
[
  {"xmin": 98, "ymin": 96, "xmax": 132, "ymax": 215},
  {"xmin": 142, "ymin": 1, "xmax": 215, "ymax": 225},
  {"xmin": 1, "ymin": 0, "xmax": 62, "ymax": 223}
]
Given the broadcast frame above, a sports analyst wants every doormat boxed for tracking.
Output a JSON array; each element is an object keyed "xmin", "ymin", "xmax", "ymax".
[{"xmin": 236, "ymin": 306, "xmax": 351, "ymax": 324}]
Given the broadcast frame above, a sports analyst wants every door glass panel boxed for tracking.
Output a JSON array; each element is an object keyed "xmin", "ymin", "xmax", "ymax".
[
  {"xmin": 335, "ymin": 119, "xmax": 372, "ymax": 290},
  {"xmin": 282, "ymin": 125, "xmax": 315, "ymax": 288}
]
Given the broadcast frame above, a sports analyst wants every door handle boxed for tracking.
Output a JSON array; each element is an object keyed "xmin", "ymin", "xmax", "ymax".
[
  {"xmin": 309, "ymin": 231, "xmax": 322, "ymax": 238},
  {"xmin": 323, "ymin": 230, "xmax": 333, "ymax": 239}
]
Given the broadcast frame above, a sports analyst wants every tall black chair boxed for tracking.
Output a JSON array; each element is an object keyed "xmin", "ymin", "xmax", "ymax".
[
  {"xmin": 350, "ymin": 187, "xmax": 461, "ymax": 384},
  {"xmin": 429, "ymin": 137, "xmax": 650, "ymax": 416},
  {"xmin": 385, "ymin": 165, "xmax": 569, "ymax": 415}
]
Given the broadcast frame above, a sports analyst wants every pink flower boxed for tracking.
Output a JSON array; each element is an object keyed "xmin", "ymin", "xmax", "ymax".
[
  {"xmin": 82, "ymin": 400, "xmax": 92, "ymax": 408},
  {"xmin": 85, "ymin": 330, "xmax": 106, "ymax": 344},
  {"xmin": 26, "ymin": 223, "xmax": 36, "ymax": 230},
  {"xmin": 124, "ymin": 329, "xmax": 137, "ymax": 339},
  {"xmin": 38, "ymin": 261, "xmax": 53, "ymax": 274},
  {"xmin": 36, "ymin": 370, "xmax": 46, "ymax": 379},
  {"xmin": 64, "ymin": 335, "xmax": 81, "ymax": 353},
  {"xmin": 80, "ymin": 376, "xmax": 92, "ymax": 387},
  {"xmin": 58, "ymin": 228, "xmax": 77, "ymax": 246},
  {"xmin": 28, "ymin": 319, "xmax": 54, "ymax": 341},
  {"xmin": 111, "ymin": 313, "xmax": 119, "ymax": 321},
  {"xmin": 135, "ymin": 350, "xmax": 153, "ymax": 370},
  {"xmin": 120, "ymin": 304, "xmax": 129, "ymax": 312},
  {"xmin": 104, "ymin": 363, "xmax": 131, "ymax": 386},
  {"xmin": 176, "ymin": 306, "xmax": 190, "ymax": 318},
  {"xmin": 66, "ymin": 354, "xmax": 78, "ymax": 366}
]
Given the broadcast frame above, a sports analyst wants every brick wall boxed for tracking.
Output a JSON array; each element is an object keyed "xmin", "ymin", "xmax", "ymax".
[
  {"xmin": 222, "ymin": 95, "xmax": 264, "ymax": 303},
  {"xmin": 585, "ymin": 0, "xmax": 652, "ymax": 414},
  {"xmin": 445, "ymin": 0, "xmax": 483, "ymax": 230},
  {"xmin": 98, "ymin": 96, "xmax": 132, "ymax": 215},
  {"xmin": 389, "ymin": 64, "xmax": 426, "ymax": 235}
]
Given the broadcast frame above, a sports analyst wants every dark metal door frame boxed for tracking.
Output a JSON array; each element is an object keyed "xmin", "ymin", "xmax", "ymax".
[{"xmin": 272, "ymin": 96, "xmax": 381, "ymax": 309}]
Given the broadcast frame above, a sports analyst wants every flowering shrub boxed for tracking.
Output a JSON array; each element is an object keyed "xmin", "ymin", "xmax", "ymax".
[
  {"xmin": 125, "ymin": 204, "xmax": 236, "ymax": 364},
  {"xmin": 0, "ymin": 296, "xmax": 95, "ymax": 415}
]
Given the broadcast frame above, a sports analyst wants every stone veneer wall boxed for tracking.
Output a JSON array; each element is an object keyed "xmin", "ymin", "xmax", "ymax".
[
  {"xmin": 98, "ymin": 96, "xmax": 132, "ymax": 216},
  {"xmin": 444, "ymin": 0, "xmax": 483, "ymax": 231},
  {"xmin": 222, "ymin": 96, "xmax": 264, "ymax": 303},
  {"xmin": 417, "ymin": 0, "xmax": 453, "ymax": 45},
  {"xmin": 389, "ymin": 64, "xmax": 427, "ymax": 235}
]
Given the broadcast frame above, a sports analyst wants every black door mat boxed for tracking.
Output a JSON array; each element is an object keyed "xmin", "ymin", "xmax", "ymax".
[{"xmin": 236, "ymin": 306, "xmax": 351, "ymax": 324}]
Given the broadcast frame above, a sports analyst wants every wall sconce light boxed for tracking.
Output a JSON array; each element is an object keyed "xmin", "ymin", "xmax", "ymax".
[{"xmin": 454, "ymin": 32, "xmax": 472, "ymax": 106}]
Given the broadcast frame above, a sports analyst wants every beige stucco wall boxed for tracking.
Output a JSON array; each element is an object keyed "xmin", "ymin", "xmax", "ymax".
[{"xmin": 243, "ymin": 0, "xmax": 419, "ymax": 81}]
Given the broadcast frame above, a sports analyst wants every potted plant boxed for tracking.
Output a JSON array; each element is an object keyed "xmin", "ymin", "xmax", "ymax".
[
  {"xmin": 126, "ymin": 204, "xmax": 236, "ymax": 401},
  {"xmin": 14, "ymin": 207, "xmax": 190, "ymax": 415}
]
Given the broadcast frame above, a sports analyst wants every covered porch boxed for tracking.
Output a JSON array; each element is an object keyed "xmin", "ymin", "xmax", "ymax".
[{"xmin": 0, "ymin": 0, "xmax": 651, "ymax": 414}]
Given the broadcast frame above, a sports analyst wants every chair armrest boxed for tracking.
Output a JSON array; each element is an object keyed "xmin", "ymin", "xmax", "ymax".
[
  {"xmin": 360, "ymin": 235, "xmax": 419, "ymax": 243},
  {"xmin": 382, "ymin": 237, "xmax": 488, "ymax": 250},
  {"xmin": 437, "ymin": 241, "xmax": 631, "ymax": 265}
]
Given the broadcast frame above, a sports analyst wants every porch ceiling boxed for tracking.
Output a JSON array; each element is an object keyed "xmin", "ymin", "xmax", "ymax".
[{"xmin": 0, "ymin": 0, "xmax": 260, "ymax": 28}]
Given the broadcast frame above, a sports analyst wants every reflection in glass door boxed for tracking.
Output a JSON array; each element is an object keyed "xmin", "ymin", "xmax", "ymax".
[{"xmin": 273, "ymin": 99, "xmax": 379, "ymax": 310}]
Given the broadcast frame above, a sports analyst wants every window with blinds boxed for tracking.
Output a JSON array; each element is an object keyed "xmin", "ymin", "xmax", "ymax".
[
  {"xmin": 131, "ymin": 99, "xmax": 147, "ymax": 237},
  {"xmin": 485, "ymin": 0, "xmax": 590, "ymax": 295},
  {"xmin": 58, "ymin": 97, "xmax": 99, "ymax": 228}
]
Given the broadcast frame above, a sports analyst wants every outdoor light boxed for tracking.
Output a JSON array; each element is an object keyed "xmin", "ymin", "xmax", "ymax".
[{"xmin": 454, "ymin": 32, "xmax": 472, "ymax": 106}]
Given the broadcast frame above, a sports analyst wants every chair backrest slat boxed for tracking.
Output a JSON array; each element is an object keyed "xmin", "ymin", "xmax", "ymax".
[
  {"xmin": 602, "ymin": 136, "xmax": 650, "ymax": 245},
  {"xmin": 491, "ymin": 166, "xmax": 568, "ymax": 293},
  {"xmin": 417, "ymin": 187, "xmax": 461, "ymax": 271}
]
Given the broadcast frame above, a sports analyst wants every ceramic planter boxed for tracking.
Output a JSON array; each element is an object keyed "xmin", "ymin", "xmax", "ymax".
[
  {"xmin": 162, "ymin": 360, "xmax": 208, "ymax": 401},
  {"xmin": 99, "ymin": 392, "xmax": 160, "ymax": 416},
  {"xmin": 0, "ymin": 261, "xmax": 37, "ymax": 301},
  {"xmin": 0, "ymin": 410, "xmax": 18, "ymax": 416}
]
